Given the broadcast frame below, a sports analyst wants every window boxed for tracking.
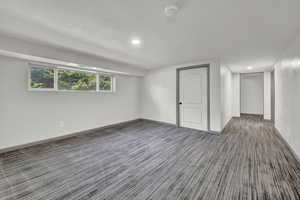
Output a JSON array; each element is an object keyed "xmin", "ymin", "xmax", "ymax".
[
  {"xmin": 30, "ymin": 66, "xmax": 55, "ymax": 89},
  {"xmin": 99, "ymin": 75, "xmax": 112, "ymax": 91},
  {"xmin": 29, "ymin": 65, "xmax": 115, "ymax": 93},
  {"xmin": 58, "ymin": 69, "xmax": 97, "ymax": 91}
]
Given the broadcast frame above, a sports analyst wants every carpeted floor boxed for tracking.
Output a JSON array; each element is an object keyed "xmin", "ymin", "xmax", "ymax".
[{"xmin": 0, "ymin": 116, "xmax": 300, "ymax": 200}]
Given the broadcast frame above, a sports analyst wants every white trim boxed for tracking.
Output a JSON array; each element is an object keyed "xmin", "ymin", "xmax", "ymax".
[
  {"xmin": 113, "ymin": 76, "xmax": 116, "ymax": 92},
  {"xmin": 96, "ymin": 74, "xmax": 100, "ymax": 92},
  {"xmin": 54, "ymin": 67, "xmax": 58, "ymax": 91},
  {"xmin": 57, "ymin": 66, "xmax": 98, "ymax": 74},
  {"xmin": 51, "ymin": 90, "xmax": 99, "ymax": 93}
]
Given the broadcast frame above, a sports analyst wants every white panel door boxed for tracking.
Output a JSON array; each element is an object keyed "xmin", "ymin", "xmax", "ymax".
[
  {"xmin": 179, "ymin": 68, "xmax": 208, "ymax": 130},
  {"xmin": 240, "ymin": 73, "xmax": 264, "ymax": 115}
]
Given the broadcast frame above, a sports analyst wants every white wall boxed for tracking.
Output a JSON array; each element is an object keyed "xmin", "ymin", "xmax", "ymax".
[
  {"xmin": 264, "ymin": 72, "xmax": 271, "ymax": 120},
  {"xmin": 274, "ymin": 34, "xmax": 300, "ymax": 157},
  {"xmin": 141, "ymin": 60, "xmax": 222, "ymax": 132},
  {"xmin": 240, "ymin": 73, "xmax": 264, "ymax": 115},
  {"xmin": 232, "ymin": 73, "xmax": 240, "ymax": 117},
  {"xmin": 220, "ymin": 65, "xmax": 233, "ymax": 128},
  {"xmin": 0, "ymin": 56, "xmax": 141, "ymax": 149}
]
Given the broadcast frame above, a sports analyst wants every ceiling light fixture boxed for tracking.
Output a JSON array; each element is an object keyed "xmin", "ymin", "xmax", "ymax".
[
  {"xmin": 247, "ymin": 66, "xmax": 253, "ymax": 70},
  {"xmin": 164, "ymin": 5, "xmax": 179, "ymax": 17},
  {"xmin": 131, "ymin": 38, "xmax": 141, "ymax": 46}
]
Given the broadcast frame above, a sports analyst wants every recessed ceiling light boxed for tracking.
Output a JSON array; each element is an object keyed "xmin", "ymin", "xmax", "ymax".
[
  {"xmin": 247, "ymin": 66, "xmax": 253, "ymax": 70},
  {"xmin": 131, "ymin": 38, "xmax": 141, "ymax": 46}
]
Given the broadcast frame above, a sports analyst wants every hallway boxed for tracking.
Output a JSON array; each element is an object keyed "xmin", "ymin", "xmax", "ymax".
[{"xmin": 0, "ymin": 116, "xmax": 299, "ymax": 200}]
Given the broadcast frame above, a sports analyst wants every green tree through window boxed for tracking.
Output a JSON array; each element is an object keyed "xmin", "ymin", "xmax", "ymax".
[
  {"xmin": 99, "ymin": 75, "xmax": 112, "ymax": 91},
  {"xmin": 30, "ymin": 66, "xmax": 114, "ymax": 92},
  {"xmin": 58, "ymin": 69, "xmax": 96, "ymax": 91},
  {"xmin": 31, "ymin": 67, "xmax": 54, "ymax": 89}
]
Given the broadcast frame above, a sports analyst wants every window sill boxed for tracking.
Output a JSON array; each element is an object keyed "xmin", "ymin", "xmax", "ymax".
[{"xmin": 28, "ymin": 89, "xmax": 115, "ymax": 93}]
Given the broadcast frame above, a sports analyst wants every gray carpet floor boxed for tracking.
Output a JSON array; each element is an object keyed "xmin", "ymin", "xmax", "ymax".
[{"xmin": 0, "ymin": 116, "xmax": 300, "ymax": 200}]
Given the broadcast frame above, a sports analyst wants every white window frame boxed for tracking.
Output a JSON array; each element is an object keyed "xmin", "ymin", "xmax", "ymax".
[{"xmin": 28, "ymin": 64, "xmax": 116, "ymax": 93}]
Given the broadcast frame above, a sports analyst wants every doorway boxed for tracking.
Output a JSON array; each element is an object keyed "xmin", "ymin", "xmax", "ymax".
[
  {"xmin": 176, "ymin": 65, "xmax": 210, "ymax": 131},
  {"xmin": 240, "ymin": 73, "xmax": 264, "ymax": 115}
]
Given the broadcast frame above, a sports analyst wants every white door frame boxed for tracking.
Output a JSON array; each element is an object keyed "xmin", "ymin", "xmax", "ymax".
[
  {"xmin": 176, "ymin": 64, "xmax": 210, "ymax": 131},
  {"xmin": 271, "ymin": 71, "xmax": 275, "ymax": 122}
]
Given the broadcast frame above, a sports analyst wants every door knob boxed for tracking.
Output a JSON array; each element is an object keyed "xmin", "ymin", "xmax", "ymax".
[{"xmin": 179, "ymin": 102, "xmax": 182, "ymax": 105}]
